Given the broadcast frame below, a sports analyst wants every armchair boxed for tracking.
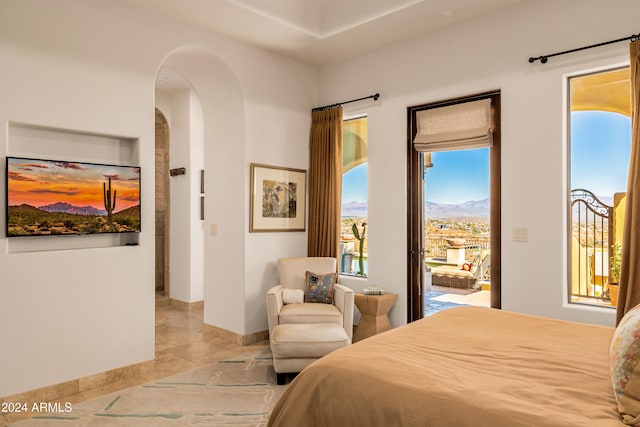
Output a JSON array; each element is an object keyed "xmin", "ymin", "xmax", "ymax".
[{"xmin": 266, "ymin": 257, "xmax": 354, "ymax": 384}]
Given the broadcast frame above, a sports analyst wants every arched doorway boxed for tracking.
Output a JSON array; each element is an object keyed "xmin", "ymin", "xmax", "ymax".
[
  {"xmin": 154, "ymin": 47, "xmax": 245, "ymax": 335},
  {"xmin": 155, "ymin": 64, "xmax": 204, "ymax": 304}
]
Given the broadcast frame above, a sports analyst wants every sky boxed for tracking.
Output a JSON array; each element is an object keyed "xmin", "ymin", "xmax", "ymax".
[
  {"xmin": 425, "ymin": 148, "xmax": 489, "ymax": 204},
  {"xmin": 342, "ymin": 110, "xmax": 631, "ymax": 206},
  {"xmin": 342, "ymin": 149, "xmax": 490, "ymax": 206},
  {"xmin": 7, "ymin": 158, "xmax": 141, "ymax": 211},
  {"xmin": 342, "ymin": 163, "xmax": 368, "ymax": 203},
  {"xmin": 570, "ymin": 111, "xmax": 631, "ymax": 198}
]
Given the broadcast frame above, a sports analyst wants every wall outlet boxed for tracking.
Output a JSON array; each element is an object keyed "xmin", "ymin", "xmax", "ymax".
[{"xmin": 512, "ymin": 227, "xmax": 528, "ymax": 242}]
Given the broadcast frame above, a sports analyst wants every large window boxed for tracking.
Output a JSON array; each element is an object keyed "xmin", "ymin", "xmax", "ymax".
[
  {"xmin": 568, "ymin": 67, "xmax": 631, "ymax": 307},
  {"xmin": 340, "ymin": 116, "xmax": 368, "ymax": 276}
]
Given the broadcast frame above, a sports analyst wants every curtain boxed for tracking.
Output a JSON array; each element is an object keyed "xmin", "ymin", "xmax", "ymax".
[
  {"xmin": 307, "ymin": 106, "xmax": 343, "ymax": 258},
  {"xmin": 617, "ymin": 40, "xmax": 640, "ymax": 324}
]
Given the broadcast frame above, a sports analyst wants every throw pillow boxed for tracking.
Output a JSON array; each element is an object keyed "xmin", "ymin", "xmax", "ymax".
[
  {"xmin": 611, "ymin": 304, "xmax": 640, "ymax": 424},
  {"xmin": 304, "ymin": 271, "xmax": 337, "ymax": 304},
  {"xmin": 470, "ymin": 255, "xmax": 481, "ymax": 275},
  {"xmin": 282, "ymin": 288, "xmax": 304, "ymax": 305}
]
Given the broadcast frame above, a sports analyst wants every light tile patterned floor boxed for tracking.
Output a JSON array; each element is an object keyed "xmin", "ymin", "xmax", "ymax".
[{"xmin": 2, "ymin": 296, "xmax": 269, "ymax": 425}]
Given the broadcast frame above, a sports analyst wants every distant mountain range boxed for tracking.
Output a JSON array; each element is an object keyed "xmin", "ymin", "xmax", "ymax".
[
  {"xmin": 425, "ymin": 197, "xmax": 489, "ymax": 218},
  {"xmin": 40, "ymin": 202, "xmax": 106, "ymax": 216},
  {"xmin": 342, "ymin": 197, "xmax": 490, "ymax": 219},
  {"xmin": 342, "ymin": 201, "xmax": 368, "ymax": 218}
]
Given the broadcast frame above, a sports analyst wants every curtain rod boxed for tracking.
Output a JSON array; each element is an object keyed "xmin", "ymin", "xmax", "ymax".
[
  {"xmin": 312, "ymin": 93, "xmax": 380, "ymax": 112},
  {"xmin": 529, "ymin": 33, "xmax": 640, "ymax": 64}
]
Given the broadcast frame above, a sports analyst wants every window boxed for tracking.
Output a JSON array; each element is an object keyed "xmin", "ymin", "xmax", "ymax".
[
  {"xmin": 340, "ymin": 116, "xmax": 368, "ymax": 276},
  {"xmin": 568, "ymin": 67, "xmax": 631, "ymax": 306}
]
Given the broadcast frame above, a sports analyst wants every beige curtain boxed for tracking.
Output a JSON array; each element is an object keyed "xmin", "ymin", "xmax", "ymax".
[
  {"xmin": 307, "ymin": 106, "xmax": 343, "ymax": 258},
  {"xmin": 617, "ymin": 40, "xmax": 640, "ymax": 324}
]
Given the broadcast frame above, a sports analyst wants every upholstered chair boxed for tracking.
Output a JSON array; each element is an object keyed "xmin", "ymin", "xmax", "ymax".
[{"xmin": 266, "ymin": 257, "xmax": 354, "ymax": 383}]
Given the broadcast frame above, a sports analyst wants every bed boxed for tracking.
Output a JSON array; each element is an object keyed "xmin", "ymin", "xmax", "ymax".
[{"xmin": 268, "ymin": 306, "xmax": 625, "ymax": 426}]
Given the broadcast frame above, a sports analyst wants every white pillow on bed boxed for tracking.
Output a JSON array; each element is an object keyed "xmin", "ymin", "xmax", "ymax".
[
  {"xmin": 282, "ymin": 288, "xmax": 304, "ymax": 304},
  {"xmin": 610, "ymin": 303, "xmax": 640, "ymax": 424}
]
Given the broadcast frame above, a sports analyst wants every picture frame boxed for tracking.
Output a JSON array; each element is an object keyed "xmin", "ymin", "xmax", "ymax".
[{"xmin": 250, "ymin": 163, "xmax": 306, "ymax": 232}]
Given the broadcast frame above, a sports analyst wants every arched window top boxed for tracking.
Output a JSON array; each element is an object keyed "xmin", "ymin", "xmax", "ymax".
[
  {"xmin": 343, "ymin": 117, "xmax": 367, "ymax": 173},
  {"xmin": 571, "ymin": 67, "xmax": 630, "ymax": 116}
]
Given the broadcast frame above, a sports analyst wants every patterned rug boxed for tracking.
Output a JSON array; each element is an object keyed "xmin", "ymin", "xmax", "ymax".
[{"xmin": 11, "ymin": 349, "xmax": 285, "ymax": 426}]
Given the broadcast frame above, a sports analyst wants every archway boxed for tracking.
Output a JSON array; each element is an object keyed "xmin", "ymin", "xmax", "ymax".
[{"xmin": 155, "ymin": 47, "xmax": 246, "ymax": 334}]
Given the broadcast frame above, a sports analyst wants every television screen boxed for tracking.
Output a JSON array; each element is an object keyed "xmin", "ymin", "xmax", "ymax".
[{"xmin": 6, "ymin": 157, "xmax": 141, "ymax": 237}]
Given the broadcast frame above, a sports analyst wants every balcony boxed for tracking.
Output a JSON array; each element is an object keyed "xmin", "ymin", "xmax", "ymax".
[{"xmin": 570, "ymin": 189, "xmax": 626, "ymax": 307}]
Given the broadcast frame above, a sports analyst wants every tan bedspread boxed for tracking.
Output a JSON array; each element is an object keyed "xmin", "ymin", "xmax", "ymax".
[{"xmin": 268, "ymin": 306, "xmax": 622, "ymax": 426}]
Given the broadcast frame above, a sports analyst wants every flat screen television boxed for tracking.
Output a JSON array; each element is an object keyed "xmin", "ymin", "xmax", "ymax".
[{"xmin": 6, "ymin": 156, "xmax": 141, "ymax": 237}]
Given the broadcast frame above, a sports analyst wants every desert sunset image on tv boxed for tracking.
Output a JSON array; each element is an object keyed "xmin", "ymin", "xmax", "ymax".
[{"xmin": 6, "ymin": 157, "xmax": 141, "ymax": 237}]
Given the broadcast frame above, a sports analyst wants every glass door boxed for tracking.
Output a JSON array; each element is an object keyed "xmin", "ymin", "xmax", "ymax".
[{"xmin": 407, "ymin": 92, "xmax": 501, "ymax": 321}]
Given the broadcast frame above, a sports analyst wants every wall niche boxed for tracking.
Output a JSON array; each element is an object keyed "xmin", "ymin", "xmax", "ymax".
[{"xmin": 5, "ymin": 122, "xmax": 140, "ymax": 253}]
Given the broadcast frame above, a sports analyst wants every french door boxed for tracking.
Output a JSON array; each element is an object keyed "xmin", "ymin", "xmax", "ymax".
[{"xmin": 407, "ymin": 91, "xmax": 502, "ymax": 322}]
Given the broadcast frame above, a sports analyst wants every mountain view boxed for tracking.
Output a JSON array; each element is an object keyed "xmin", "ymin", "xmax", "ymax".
[
  {"xmin": 342, "ymin": 197, "xmax": 490, "ymax": 219},
  {"xmin": 40, "ymin": 202, "xmax": 106, "ymax": 216}
]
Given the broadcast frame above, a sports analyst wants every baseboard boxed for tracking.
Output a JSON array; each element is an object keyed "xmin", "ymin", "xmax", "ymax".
[
  {"xmin": 0, "ymin": 359, "xmax": 155, "ymax": 407},
  {"xmin": 169, "ymin": 299, "xmax": 204, "ymax": 311},
  {"xmin": 204, "ymin": 324, "xmax": 268, "ymax": 346}
]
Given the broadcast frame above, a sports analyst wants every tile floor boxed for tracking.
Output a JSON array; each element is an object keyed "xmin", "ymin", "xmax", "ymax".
[
  {"xmin": 2, "ymin": 295, "xmax": 269, "ymax": 425},
  {"xmin": 3, "ymin": 290, "xmax": 489, "ymax": 424},
  {"xmin": 424, "ymin": 290, "xmax": 467, "ymax": 316},
  {"xmin": 424, "ymin": 285, "xmax": 490, "ymax": 316}
]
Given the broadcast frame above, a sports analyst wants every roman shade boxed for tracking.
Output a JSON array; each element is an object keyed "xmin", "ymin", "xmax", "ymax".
[{"xmin": 413, "ymin": 98, "xmax": 493, "ymax": 152}]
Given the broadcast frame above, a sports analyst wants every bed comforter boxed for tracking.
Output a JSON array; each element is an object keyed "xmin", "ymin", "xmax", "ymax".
[{"xmin": 268, "ymin": 306, "xmax": 622, "ymax": 426}]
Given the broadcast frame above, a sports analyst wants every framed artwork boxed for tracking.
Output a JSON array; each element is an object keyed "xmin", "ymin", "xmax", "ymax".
[{"xmin": 250, "ymin": 163, "xmax": 306, "ymax": 232}]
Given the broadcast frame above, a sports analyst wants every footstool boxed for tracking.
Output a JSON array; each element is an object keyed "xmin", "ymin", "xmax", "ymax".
[{"xmin": 270, "ymin": 323, "xmax": 351, "ymax": 385}]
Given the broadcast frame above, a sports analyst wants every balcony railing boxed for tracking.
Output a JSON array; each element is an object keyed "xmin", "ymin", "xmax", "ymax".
[
  {"xmin": 570, "ymin": 189, "xmax": 613, "ymax": 302},
  {"xmin": 424, "ymin": 236, "xmax": 489, "ymax": 262}
]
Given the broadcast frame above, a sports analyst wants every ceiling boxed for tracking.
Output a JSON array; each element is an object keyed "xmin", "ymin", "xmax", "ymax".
[{"xmin": 125, "ymin": 0, "xmax": 526, "ymax": 66}]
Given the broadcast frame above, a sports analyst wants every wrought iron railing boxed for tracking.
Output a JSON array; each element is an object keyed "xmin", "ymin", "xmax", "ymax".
[
  {"xmin": 424, "ymin": 236, "xmax": 489, "ymax": 262},
  {"xmin": 570, "ymin": 189, "xmax": 613, "ymax": 301}
]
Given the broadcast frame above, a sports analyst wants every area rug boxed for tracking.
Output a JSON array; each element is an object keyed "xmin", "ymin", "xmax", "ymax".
[{"xmin": 11, "ymin": 349, "xmax": 285, "ymax": 426}]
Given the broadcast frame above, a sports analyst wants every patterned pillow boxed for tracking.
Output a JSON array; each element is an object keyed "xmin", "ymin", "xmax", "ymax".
[
  {"xmin": 303, "ymin": 271, "xmax": 337, "ymax": 304},
  {"xmin": 610, "ymin": 304, "xmax": 640, "ymax": 424}
]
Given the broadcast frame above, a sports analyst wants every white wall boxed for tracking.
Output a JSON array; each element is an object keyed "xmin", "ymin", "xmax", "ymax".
[
  {"xmin": 189, "ymin": 90, "xmax": 205, "ymax": 302},
  {"xmin": 166, "ymin": 89, "xmax": 193, "ymax": 303},
  {"xmin": 0, "ymin": 0, "xmax": 316, "ymax": 397},
  {"xmin": 318, "ymin": 0, "xmax": 640, "ymax": 327}
]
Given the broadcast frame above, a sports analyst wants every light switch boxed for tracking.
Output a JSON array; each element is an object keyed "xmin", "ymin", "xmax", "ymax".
[
  {"xmin": 210, "ymin": 224, "xmax": 217, "ymax": 235},
  {"xmin": 512, "ymin": 227, "xmax": 528, "ymax": 242}
]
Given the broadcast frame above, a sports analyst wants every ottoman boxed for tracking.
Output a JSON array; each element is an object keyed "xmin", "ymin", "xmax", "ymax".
[{"xmin": 270, "ymin": 323, "xmax": 351, "ymax": 385}]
